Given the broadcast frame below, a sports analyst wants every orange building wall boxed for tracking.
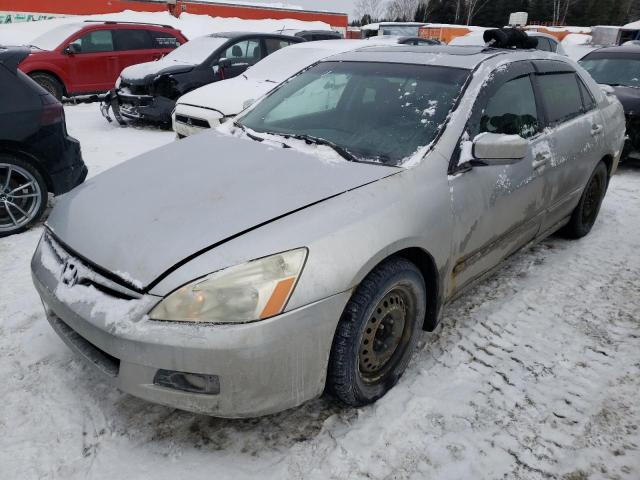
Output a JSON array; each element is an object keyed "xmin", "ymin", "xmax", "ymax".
[
  {"xmin": 0, "ymin": 0, "xmax": 348, "ymax": 29},
  {"xmin": 419, "ymin": 26, "xmax": 472, "ymax": 44}
]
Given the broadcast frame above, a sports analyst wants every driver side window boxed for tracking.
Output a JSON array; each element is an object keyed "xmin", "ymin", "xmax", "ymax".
[
  {"xmin": 70, "ymin": 30, "xmax": 114, "ymax": 53},
  {"xmin": 480, "ymin": 75, "xmax": 540, "ymax": 139},
  {"xmin": 222, "ymin": 39, "xmax": 262, "ymax": 65}
]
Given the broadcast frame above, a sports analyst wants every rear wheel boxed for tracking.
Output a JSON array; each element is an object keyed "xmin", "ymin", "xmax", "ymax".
[
  {"xmin": 29, "ymin": 72, "xmax": 64, "ymax": 100},
  {"xmin": 0, "ymin": 156, "xmax": 48, "ymax": 237},
  {"xmin": 562, "ymin": 161, "xmax": 608, "ymax": 239},
  {"xmin": 327, "ymin": 257, "xmax": 426, "ymax": 407}
]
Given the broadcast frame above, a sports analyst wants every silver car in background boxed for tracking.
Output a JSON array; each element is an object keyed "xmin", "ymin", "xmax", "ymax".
[{"xmin": 31, "ymin": 45, "xmax": 625, "ymax": 418}]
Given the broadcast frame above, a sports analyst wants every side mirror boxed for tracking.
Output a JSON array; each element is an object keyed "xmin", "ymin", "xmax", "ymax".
[
  {"xmin": 472, "ymin": 132, "xmax": 528, "ymax": 165},
  {"xmin": 64, "ymin": 43, "xmax": 81, "ymax": 55},
  {"xmin": 218, "ymin": 58, "xmax": 232, "ymax": 68}
]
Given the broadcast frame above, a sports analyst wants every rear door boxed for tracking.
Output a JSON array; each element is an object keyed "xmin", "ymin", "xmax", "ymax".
[
  {"xmin": 532, "ymin": 61, "xmax": 605, "ymax": 232},
  {"xmin": 112, "ymin": 28, "xmax": 154, "ymax": 80},
  {"xmin": 448, "ymin": 61, "xmax": 549, "ymax": 294}
]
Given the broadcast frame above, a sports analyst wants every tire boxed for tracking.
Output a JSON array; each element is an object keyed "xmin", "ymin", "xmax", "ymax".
[
  {"xmin": 29, "ymin": 72, "xmax": 64, "ymax": 100},
  {"xmin": 0, "ymin": 155, "xmax": 48, "ymax": 238},
  {"xmin": 327, "ymin": 257, "xmax": 426, "ymax": 407},
  {"xmin": 562, "ymin": 161, "xmax": 608, "ymax": 239}
]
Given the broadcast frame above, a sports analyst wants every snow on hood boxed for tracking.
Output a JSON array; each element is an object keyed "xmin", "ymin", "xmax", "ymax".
[
  {"xmin": 178, "ymin": 77, "xmax": 272, "ymax": 115},
  {"xmin": 120, "ymin": 56, "xmax": 194, "ymax": 82},
  {"xmin": 46, "ymin": 131, "xmax": 398, "ymax": 288}
]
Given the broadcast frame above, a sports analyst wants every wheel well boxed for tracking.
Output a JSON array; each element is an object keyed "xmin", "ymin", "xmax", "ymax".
[
  {"xmin": 0, "ymin": 145, "xmax": 54, "ymax": 193},
  {"xmin": 601, "ymin": 155, "xmax": 613, "ymax": 178},
  {"xmin": 28, "ymin": 70, "xmax": 67, "ymax": 96}
]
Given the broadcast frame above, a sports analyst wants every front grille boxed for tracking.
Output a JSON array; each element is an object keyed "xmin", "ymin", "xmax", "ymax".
[
  {"xmin": 44, "ymin": 232, "xmax": 142, "ymax": 299},
  {"xmin": 51, "ymin": 315, "xmax": 120, "ymax": 377},
  {"xmin": 119, "ymin": 82, "xmax": 149, "ymax": 96},
  {"xmin": 175, "ymin": 114, "xmax": 210, "ymax": 129}
]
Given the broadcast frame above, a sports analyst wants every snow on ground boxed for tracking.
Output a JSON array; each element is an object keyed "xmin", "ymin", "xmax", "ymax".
[
  {"xmin": 0, "ymin": 10, "xmax": 332, "ymax": 46},
  {"xmin": 0, "ymin": 103, "xmax": 639, "ymax": 479}
]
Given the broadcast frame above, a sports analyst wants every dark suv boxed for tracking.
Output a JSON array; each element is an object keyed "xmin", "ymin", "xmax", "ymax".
[
  {"xmin": 0, "ymin": 47, "xmax": 87, "ymax": 237},
  {"xmin": 18, "ymin": 21, "xmax": 187, "ymax": 99},
  {"xmin": 105, "ymin": 32, "xmax": 303, "ymax": 125}
]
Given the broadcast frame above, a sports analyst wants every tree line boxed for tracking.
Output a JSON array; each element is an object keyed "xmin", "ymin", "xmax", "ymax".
[{"xmin": 353, "ymin": 0, "xmax": 640, "ymax": 27}]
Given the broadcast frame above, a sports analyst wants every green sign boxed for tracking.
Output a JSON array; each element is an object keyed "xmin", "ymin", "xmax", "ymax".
[{"xmin": 0, "ymin": 12, "xmax": 61, "ymax": 24}]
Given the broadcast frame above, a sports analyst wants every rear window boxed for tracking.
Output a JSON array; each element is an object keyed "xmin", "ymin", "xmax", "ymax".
[
  {"xmin": 114, "ymin": 29, "xmax": 152, "ymax": 51},
  {"xmin": 150, "ymin": 31, "xmax": 181, "ymax": 49},
  {"xmin": 537, "ymin": 73, "xmax": 584, "ymax": 124}
]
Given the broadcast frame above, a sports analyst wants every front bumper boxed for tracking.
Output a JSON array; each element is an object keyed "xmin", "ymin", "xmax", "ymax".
[
  {"xmin": 31, "ymin": 234, "xmax": 348, "ymax": 418},
  {"xmin": 116, "ymin": 91, "xmax": 176, "ymax": 124},
  {"xmin": 172, "ymin": 104, "xmax": 224, "ymax": 138}
]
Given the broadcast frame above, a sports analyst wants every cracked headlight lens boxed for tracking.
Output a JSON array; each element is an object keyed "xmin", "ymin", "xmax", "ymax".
[{"xmin": 149, "ymin": 248, "xmax": 307, "ymax": 324}]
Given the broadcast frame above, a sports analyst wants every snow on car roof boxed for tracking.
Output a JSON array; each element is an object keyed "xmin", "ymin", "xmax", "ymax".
[{"xmin": 326, "ymin": 45, "xmax": 500, "ymax": 70}]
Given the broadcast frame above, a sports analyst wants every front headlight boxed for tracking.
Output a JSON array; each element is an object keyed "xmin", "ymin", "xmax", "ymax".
[{"xmin": 149, "ymin": 248, "xmax": 307, "ymax": 324}]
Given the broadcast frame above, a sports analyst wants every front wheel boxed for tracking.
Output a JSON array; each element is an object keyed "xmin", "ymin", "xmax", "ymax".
[
  {"xmin": 562, "ymin": 161, "xmax": 608, "ymax": 239},
  {"xmin": 327, "ymin": 257, "xmax": 426, "ymax": 407},
  {"xmin": 0, "ymin": 156, "xmax": 48, "ymax": 237},
  {"xmin": 29, "ymin": 72, "xmax": 64, "ymax": 100}
]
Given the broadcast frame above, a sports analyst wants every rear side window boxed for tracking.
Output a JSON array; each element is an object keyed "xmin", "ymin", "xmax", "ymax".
[
  {"xmin": 264, "ymin": 38, "xmax": 295, "ymax": 54},
  {"xmin": 480, "ymin": 75, "xmax": 540, "ymax": 138},
  {"xmin": 70, "ymin": 30, "xmax": 114, "ymax": 53},
  {"xmin": 150, "ymin": 31, "xmax": 180, "ymax": 49},
  {"xmin": 537, "ymin": 73, "xmax": 584, "ymax": 124},
  {"xmin": 577, "ymin": 76, "xmax": 596, "ymax": 111},
  {"xmin": 113, "ymin": 29, "xmax": 152, "ymax": 51}
]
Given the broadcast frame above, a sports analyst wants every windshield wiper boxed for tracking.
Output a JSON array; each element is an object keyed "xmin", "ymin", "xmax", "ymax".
[
  {"xmin": 233, "ymin": 122, "xmax": 291, "ymax": 148},
  {"xmin": 282, "ymin": 133, "xmax": 358, "ymax": 162}
]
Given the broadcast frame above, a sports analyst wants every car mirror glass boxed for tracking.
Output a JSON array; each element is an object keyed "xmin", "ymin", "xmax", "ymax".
[{"xmin": 65, "ymin": 43, "xmax": 81, "ymax": 55}]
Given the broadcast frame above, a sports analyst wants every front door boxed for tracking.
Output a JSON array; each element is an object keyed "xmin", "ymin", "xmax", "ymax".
[
  {"xmin": 447, "ymin": 62, "xmax": 549, "ymax": 296},
  {"xmin": 67, "ymin": 29, "xmax": 118, "ymax": 92}
]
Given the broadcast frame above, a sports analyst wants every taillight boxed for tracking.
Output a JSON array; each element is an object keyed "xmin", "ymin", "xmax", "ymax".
[{"xmin": 40, "ymin": 94, "xmax": 64, "ymax": 126}]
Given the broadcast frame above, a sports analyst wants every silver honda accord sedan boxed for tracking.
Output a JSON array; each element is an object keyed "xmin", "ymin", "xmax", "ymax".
[{"xmin": 31, "ymin": 45, "xmax": 625, "ymax": 418}]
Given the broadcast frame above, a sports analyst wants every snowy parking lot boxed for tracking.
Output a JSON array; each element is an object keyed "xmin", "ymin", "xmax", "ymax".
[{"xmin": 0, "ymin": 102, "xmax": 639, "ymax": 479}]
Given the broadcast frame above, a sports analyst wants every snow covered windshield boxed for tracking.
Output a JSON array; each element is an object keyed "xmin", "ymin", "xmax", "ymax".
[
  {"xmin": 580, "ymin": 55, "xmax": 640, "ymax": 88},
  {"xmin": 30, "ymin": 24, "xmax": 84, "ymax": 51},
  {"xmin": 163, "ymin": 36, "xmax": 228, "ymax": 65},
  {"xmin": 238, "ymin": 61, "xmax": 469, "ymax": 165},
  {"xmin": 381, "ymin": 26, "xmax": 420, "ymax": 36}
]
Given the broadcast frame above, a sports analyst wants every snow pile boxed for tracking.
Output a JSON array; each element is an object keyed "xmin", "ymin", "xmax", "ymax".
[
  {"xmin": 0, "ymin": 10, "xmax": 331, "ymax": 46},
  {"xmin": 563, "ymin": 33, "xmax": 592, "ymax": 45},
  {"xmin": 624, "ymin": 19, "xmax": 640, "ymax": 29}
]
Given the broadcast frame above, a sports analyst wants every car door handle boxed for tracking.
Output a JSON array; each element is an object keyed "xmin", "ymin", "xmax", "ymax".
[
  {"xmin": 532, "ymin": 154, "xmax": 549, "ymax": 170},
  {"xmin": 591, "ymin": 124, "xmax": 604, "ymax": 136}
]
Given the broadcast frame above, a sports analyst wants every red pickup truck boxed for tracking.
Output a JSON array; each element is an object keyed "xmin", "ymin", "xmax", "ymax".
[{"xmin": 18, "ymin": 21, "xmax": 188, "ymax": 99}]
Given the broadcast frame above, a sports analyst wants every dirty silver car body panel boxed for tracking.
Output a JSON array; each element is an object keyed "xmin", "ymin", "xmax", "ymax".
[{"xmin": 32, "ymin": 46, "xmax": 626, "ymax": 417}]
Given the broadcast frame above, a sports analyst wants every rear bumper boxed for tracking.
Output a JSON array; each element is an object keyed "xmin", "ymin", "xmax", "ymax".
[
  {"xmin": 49, "ymin": 135, "xmax": 87, "ymax": 194},
  {"xmin": 31, "ymin": 234, "xmax": 348, "ymax": 418}
]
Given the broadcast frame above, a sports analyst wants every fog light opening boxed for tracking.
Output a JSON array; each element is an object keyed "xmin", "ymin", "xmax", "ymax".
[{"xmin": 153, "ymin": 369, "xmax": 220, "ymax": 395}]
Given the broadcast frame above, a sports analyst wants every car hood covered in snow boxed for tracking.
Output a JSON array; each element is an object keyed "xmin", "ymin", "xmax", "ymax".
[
  {"xmin": 178, "ymin": 77, "xmax": 273, "ymax": 115},
  {"xmin": 46, "ymin": 132, "xmax": 398, "ymax": 289},
  {"xmin": 120, "ymin": 57, "xmax": 194, "ymax": 84}
]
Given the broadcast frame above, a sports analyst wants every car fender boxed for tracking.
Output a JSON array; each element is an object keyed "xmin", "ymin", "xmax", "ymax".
[{"xmin": 19, "ymin": 60, "xmax": 70, "ymax": 92}]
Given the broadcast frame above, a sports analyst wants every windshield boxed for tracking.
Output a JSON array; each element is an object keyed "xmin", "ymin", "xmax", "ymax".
[
  {"xmin": 381, "ymin": 26, "xmax": 420, "ymax": 36},
  {"xmin": 238, "ymin": 61, "xmax": 469, "ymax": 165},
  {"xmin": 247, "ymin": 46, "xmax": 337, "ymax": 83},
  {"xmin": 30, "ymin": 23, "xmax": 84, "ymax": 51},
  {"xmin": 580, "ymin": 56, "xmax": 640, "ymax": 88},
  {"xmin": 164, "ymin": 36, "xmax": 228, "ymax": 64}
]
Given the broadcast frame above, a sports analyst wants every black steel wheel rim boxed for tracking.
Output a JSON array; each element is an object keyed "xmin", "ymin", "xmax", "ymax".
[
  {"xmin": 359, "ymin": 285, "xmax": 415, "ymax": 382},
  {"xmin": 582, "ymin": 173, "xmax": 603, "ymax": 226},
  {"xmin": 0, "ymin": 163, "xmax": 43, "ymax": 233}
]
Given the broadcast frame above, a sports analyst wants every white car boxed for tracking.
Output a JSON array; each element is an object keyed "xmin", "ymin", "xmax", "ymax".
[
  {"xmin": 172, "ymin": 39, "xmax": 394, "ymax": 137},
  {"xmin": 450, "ymin": 30, "xmax": 567, "ymax": 56}
]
